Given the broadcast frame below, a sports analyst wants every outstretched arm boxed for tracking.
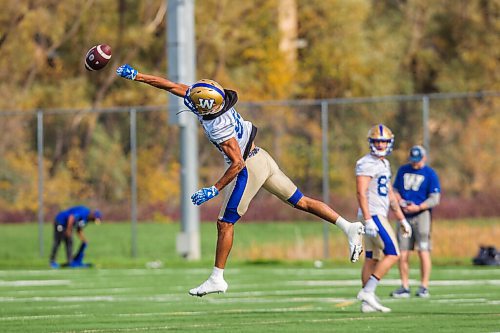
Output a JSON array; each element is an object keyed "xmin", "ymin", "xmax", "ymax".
[
  {"xmin": 135, "ymin": 73, "xmax": 189, "ymax": 97},
  {"xmin": 116, "ymin": 64, "xmax": 189, "ymax": 98}
]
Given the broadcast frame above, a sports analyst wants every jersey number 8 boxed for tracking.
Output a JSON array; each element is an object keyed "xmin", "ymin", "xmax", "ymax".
[{"xmin": 377, "ymin": 175, "xmax": 389, "ymax": 196}]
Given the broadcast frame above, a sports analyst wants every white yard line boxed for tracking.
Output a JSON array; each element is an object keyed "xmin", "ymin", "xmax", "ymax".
[
  {"xmin": 0, "ymin": 279, "xmax": 70, "ymax": 286},
  {"xmin": 115, "ymin": 306, "xmax": 328, "ymax": 317},
  {"xmin": 51, "ymin": 316, "xmax": 384, "ymax": 333},
  {"xmin": 0, "ymin": 294, "xmax": 185, "ymax": 303},
  {"xmin": 287, "ymin": 279, "xmax": 500, "ymax": 287},
  {"xmin": 0, "ymin": 314, "xmax": 87, "ymax": 321}
]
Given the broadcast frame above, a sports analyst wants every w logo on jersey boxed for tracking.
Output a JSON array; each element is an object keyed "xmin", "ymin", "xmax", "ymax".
[
  {"xmin": 198, "ymin": 98, "xmax": 215, "ymax": 110},
  {"xmin": 403, "ymin": 173, "xmax": 425, "ymax": 191}
]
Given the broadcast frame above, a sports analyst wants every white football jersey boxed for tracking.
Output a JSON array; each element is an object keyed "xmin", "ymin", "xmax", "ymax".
[
  {"xmin": 198, "ymin": 107, "xmax": 254, "ymax": 164},
  {"xmin": 355, "ymin": 153, "xmax": 392, "ymax": 217}
]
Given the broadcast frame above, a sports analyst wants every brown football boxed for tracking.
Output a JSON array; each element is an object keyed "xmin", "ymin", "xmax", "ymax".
[{"xmin": 84, "ymin": 44, "xmax": 112, "ymax": 71}]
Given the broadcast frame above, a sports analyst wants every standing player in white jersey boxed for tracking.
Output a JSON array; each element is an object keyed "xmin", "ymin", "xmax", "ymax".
[
  {"xmin": 116, "ymin": 64, "xmax": 365, "ymax": 297},
  {"xmin": 355, "ymin": 124, "xmax": 412, "ymax": 313}
]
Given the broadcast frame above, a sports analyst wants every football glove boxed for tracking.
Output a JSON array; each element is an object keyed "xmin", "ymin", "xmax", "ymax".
[
  {"xmin": 400, "ymin": 219, "xmax": 412, "ymax": 238},
  {"xmin": 191, "ymin": 186, "xmax": 219, "ymax": 206},
  {"xmin": 364, "ymin": 218, "xmax": 379, "ymax": 238},
  {"xmin": 116, "ymin": 64, "xmax": 138, "ymax": 80}
]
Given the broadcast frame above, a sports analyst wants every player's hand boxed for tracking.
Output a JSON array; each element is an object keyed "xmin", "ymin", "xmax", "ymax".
[
  {"xmin": 116, "ymin": 64, "xmax": 138, "ymax": 80},
  {"xmin": 403, "ymin": 202, "xmax": 420, "ymax": 214},
  {"xmin": 364, "ymin": 218, "xmax": 379, "ymax": 237},
  {"xmin": 400, "ymin": 218, "xmax": 412, "ymax": 238},
  {"xmin": 191, "ymin": 186, "xmax": 219, "ymax": 206}
]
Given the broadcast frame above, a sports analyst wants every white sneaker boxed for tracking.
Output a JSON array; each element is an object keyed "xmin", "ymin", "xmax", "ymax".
[
  {"xmin": 357, "ymin": 289, "xmax": 391, "ymax": 313},
  {"xmin": 360, "ymin": 301, "xmax": 377, "ymax": 313},
  {"xmin": 189, "ymin": 277, "xmax": 228, "ymax": 297},
  {"xmin": 347, "ymin": 222, "xmax": 364, "ymax": 263}
]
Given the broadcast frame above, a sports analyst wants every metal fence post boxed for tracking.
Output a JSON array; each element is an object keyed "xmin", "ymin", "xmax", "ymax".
[
  {"xmin": 168, "ymin": 0, "xmax": 200, "ymax": 260},
  {"xmin": 422, "ymin": 95, "xmax": 430, "ymax": 159},
  {"xmin": 37, "ymin": 110, "xmax": 44, "ymax": 257},
  {"xmin": 130, "ymin": 108, "xmax": 138, "ymax": 257},
  {"xmin": 321, "ymin": 101, "xmax": 330, "ymax": 259}
]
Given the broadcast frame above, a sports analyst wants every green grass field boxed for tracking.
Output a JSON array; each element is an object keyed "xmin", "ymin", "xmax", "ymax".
[
  {"xmin": 0, "ymin": 266, "xmax": 499, "ymax": 332},
  {"xmin": 1, "ymin": 221, "xmax": 499, "ymax": 332},
  {"xmin": 1, "ymin": 219, "xmax": 499, "ymax": 268}
]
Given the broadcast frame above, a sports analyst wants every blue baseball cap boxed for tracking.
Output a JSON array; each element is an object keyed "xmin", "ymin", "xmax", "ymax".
[
  {"xmin": 409, "ymin": 145, "xmax": 426, "ymax": 162},
  {"xmin": 94, "ymin": 210, "xmax": 102, "ymax": 219}
]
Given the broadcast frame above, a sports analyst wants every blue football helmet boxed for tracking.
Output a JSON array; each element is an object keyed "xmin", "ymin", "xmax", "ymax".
[{"xmin": 367, "ymin": 124, "xmax": 394, "ymax": 157}]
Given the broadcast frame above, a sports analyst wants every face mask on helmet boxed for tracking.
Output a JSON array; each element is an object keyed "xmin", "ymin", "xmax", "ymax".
[
  {"xmin": 187, "ymin": 79, "xmax": 226, "ymax": 116},
  {"xmin": 367, "ymin": 124, "xmax": 394, "ymax": 157}
]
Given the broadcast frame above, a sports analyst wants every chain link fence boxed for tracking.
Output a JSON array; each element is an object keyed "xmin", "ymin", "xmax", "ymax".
[{"xmin": 1, "ymin": 91, "xmax": 499, "ymax": 226}]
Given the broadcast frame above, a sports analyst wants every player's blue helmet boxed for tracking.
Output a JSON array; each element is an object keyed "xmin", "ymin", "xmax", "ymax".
[{"xmin": 367, "ymin": 124, "xmax": 394, "ymax": 157}]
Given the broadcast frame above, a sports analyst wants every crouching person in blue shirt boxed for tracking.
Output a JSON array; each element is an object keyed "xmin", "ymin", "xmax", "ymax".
[{"xmin": 49, "ymin": 206, "xmax": 102, "ymax": 268}]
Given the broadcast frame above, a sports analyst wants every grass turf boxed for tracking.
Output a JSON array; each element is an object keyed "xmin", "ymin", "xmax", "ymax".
[
  {"xmin": 0, "ymin": 221, "xmax": 498, "ymax": 332},
  {"xmin": 1, "ymin": 219, "xmax": 498, "ymax": 268},
  {"xmin": 0, "ymin": 265, "xmax": 499, "ymax": 332}
]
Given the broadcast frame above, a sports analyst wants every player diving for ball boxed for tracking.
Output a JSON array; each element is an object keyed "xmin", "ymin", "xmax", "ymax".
[{"xmin": 116, "ymin": 64, "xmax": 365, "ymax": 297}]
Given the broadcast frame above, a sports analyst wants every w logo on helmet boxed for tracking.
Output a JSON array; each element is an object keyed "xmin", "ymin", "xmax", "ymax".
[
  {"xmin": 198, "ymin": 98, "xmax": 216, "ymax": 110},
  {"xmin": 188, "ymin": 79, "xmax": 226, "ymax": 115}
]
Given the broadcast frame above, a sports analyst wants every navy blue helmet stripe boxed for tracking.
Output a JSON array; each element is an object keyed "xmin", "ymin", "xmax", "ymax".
[{"xmin": 191, "ymin": 82, "xmax": 225, "ymax": 98}]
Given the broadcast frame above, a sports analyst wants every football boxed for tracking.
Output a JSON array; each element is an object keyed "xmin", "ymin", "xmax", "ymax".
[{"xmin": 84, "ymin": 44, "xmax": 112, "ymax": 71}]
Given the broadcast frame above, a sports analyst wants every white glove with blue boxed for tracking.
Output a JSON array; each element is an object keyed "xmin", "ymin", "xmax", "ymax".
[
  {"xmin": 364, "ymin": 218, "xmax": 379, "ymax": 237},
  {"xmin": 191, "ymin": 186, "xmax": 219, "ymax": 206},
  {"xmin": 400, "ymin": 218, "xmax": 412, "ymax": 238},
  {"xmin": 116, "ymin": 64, "xmax": 138, "ymax": 80}
]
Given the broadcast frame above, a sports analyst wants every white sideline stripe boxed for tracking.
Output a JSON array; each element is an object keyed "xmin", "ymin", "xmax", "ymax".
[
  {"xmin": 431, "ymin": 280, "xmax": 500, "ymax": 286},
  {"xmin": 0, "ymin": 267, "xmax": 493, "ymax": 276},
  {"xmin": 0, "ymin": 279, "xmax": 70, "ymax": 287},
  {"xmin": 0, "ymin": 314, "xmax": 87, "ymax": 321},
  {"xmin": 0, "ymin": 296, "xmax": 115, "ymax": 302},
  {"xmin": 52, "ymin": 316, "xmax": 384, "ymax": 333},
  {"xmin": 430, "ymin": 299, "xmax": 500, "ymax": 306},
  {"xmin": 205, "ymin": 297, "xmax": 351, "ymax": 305},
  {"xmin": 1, "ymin": 287, "xmax": 137, "ymax": 296},
  {"xmin": 431, "ymin": 298, "xmax": 488, "ymax": 303},
  {"xmin": 268, "ymin": 268, "xmax": 361, "ymax": 275},
  {"xmin": 0, "ymin": 294, "xmax": 184, "ymax": 303},
  {"xmin": 287, "ymin": 279, "xmax": 500, "ymax": 287},
  {"xmin": 116, "ymin": 306, "xmax": 328, "ymax": 318},
  {"xmin": 211, "ymin": 288, "xmax": 352, "ymax": 297},
  {"xmin": 0, "ymin": 294, "xmax": 342, "ymax": 304},
  {"xmin": 1, "ymin": 290, "xmax": 496, "ymax": 305},
  {"xmin": 0, "ymin": 270, "xmax": 65, "ymax": 276}
]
